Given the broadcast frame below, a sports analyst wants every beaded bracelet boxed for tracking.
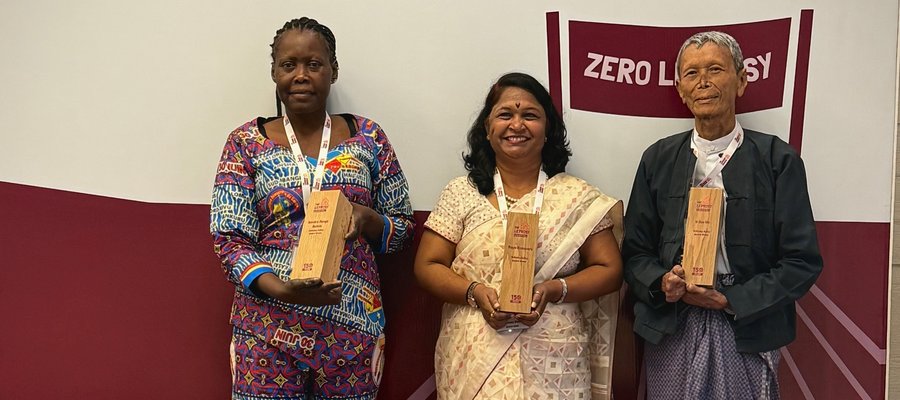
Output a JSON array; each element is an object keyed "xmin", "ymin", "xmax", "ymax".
[{"xmin": 554, "ymin": 278, "xmax": 568, "ymax": 304}]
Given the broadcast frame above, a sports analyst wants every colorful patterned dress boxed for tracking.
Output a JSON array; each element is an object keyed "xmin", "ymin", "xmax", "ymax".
[{"xmin": 210, "ymin": 114, "xmax": 414, "ymax": 399}]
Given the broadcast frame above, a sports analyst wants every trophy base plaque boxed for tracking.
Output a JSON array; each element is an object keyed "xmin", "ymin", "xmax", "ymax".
[
  {"xmin": 498, "ymin": 212, "xmax": 539, "ymax": 314},
  {"xmin": 290, "ymin": 190, "xmax": 353, "ymax": 282},
  {"xmin": 682, "ymin": 187, "xmax": 724, "ymax": 287}
]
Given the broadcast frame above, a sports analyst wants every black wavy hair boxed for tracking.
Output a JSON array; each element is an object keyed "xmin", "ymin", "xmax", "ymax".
[{"xmin": 463, "ymin": 72, "xmax": 571, "ymax": 195}]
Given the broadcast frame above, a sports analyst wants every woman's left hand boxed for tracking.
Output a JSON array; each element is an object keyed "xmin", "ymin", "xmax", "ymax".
[
  {"xmin": 345, "ymin": 203, "xmax": 384, "ymax": 243},
  {"xmin": 515, "ymin": 280, "xmax": 561, "ymax": 326}
]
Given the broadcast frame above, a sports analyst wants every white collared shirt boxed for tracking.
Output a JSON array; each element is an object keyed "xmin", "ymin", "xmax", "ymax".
[{"xmin": 689, "ymin": 121, "xmax": 744, "ymax": 275}]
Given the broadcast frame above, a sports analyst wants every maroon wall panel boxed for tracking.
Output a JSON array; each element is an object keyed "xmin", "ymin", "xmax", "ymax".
[{"xmin": 1, "ymin": 182, "xmax": 889, "ymax": 399}]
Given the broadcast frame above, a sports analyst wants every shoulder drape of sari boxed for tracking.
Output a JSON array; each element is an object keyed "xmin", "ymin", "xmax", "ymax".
[{"xmin": 433, "ymin": 173, "xmax": 623, "ymax": 400}]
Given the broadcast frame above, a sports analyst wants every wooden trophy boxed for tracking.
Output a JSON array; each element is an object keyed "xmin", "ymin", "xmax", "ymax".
[
  {"xmin": 498, "ymin": 212, "xmax": 539, "ymax": 313},
  {"xmin": 682, "ymin": 187, "xmax": 724, "ymax": 287},
  {"xmin": 290, "ymin": 190, "xmax": 353, "ymax": 282}
]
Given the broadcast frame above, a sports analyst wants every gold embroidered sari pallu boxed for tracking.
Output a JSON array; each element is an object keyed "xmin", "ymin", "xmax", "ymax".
[{"xmin": 434, "ymin": 174, "xmax": 623, "ymax": 400}]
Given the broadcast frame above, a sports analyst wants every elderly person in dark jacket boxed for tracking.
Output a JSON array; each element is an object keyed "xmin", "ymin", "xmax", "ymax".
[{"xmin": 622, "ymin": 31, "xmax": 822, "ymax": 400}]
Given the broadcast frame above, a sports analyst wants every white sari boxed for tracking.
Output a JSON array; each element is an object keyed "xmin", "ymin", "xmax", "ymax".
[{"xmin": 425, "ymin": 173, "xmax": 624, "ymax": 400}]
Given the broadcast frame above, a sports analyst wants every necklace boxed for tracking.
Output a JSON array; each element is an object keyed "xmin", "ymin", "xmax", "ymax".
[
  {"xmin": 504, "ymin": 194, "xmax": 521, "ymax": 207},
  {"xmin": 493, "ymin": 168, "xmax": 548, "ymax": 231}
]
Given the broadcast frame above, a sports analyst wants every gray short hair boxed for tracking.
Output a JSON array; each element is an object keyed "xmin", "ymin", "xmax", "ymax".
[{"xmin": 674, "ymin": 31, "xmax": 744, "ymax": 82}]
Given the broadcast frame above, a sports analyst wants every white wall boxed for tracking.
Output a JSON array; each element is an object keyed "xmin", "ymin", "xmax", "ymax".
[{"xmin": 1, "ymin": 0, "xmax": 896, "ymax": 224}]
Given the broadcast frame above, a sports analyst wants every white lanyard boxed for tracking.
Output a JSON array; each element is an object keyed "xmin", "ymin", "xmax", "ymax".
[
  {"xmin": 692, "ymin": 129, "xmax": 742, "ymax": 188},
  {"xmin": 284, "ymin": 114, "xmax": 332, "ymax": 209},
  {"xmin": 690, "ymin": 129, "xmax": 740, "ymax": 276},
  {"xmin": 493, "ymin": 168, "xmax": 548, "ymax": 231}
]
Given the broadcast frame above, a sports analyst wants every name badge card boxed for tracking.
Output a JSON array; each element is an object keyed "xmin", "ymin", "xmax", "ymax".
[
  {"xmin": 290, "ymin": 190, "xmax": 353, "ymax": 282},
  {"xmin": 682, "ymin": 187, "xmax": 724, "ymax": 287},
  {"xmin": 498, "ymin": 212, "xmax": 539, "ymax": 313}
]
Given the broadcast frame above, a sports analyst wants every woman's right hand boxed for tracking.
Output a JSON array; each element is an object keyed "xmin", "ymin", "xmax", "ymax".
[
  {"xmin": 253, "ymin": 273, "xmax": 343, "ymax": 306},
  {"xmin": 473, "ymin": 284, "xmax": 511, "ymax": 329}
]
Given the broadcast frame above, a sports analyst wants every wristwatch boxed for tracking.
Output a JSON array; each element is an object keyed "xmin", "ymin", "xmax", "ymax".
[{"xmin": 465, "ymin": 281, "xmax": 480, "ymax": 308}]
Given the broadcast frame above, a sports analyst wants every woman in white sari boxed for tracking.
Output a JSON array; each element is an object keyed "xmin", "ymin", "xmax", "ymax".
[{"xmin": 414, "ymin": 72, "xmax": 624, "ymax": 400}]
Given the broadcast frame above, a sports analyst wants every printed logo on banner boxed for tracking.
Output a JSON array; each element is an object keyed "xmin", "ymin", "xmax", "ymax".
[{"xmin": 567, "ymin": 18, "xmax": 791, "ymax": 118}]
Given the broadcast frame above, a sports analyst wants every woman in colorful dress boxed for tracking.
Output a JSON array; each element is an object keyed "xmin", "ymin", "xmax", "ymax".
[
  {"xmin": 210, "ymin": 17, "xmax": 414, "ymax": 400},
  {"xmin": 414, "ymin": 72, "xmax": 624, "ymax": 400}
]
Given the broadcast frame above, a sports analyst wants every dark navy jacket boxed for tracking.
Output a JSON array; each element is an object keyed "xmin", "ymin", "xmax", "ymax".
[{"xmin": 622, "ymin": 129, "xmax": 823, "ymax": 353}]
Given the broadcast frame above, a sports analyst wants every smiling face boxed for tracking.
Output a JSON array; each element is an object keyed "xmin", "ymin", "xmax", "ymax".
[
  {"xmin": 271, "ymin": 29, "xmax": 335, "ymax": 116},
  {"xmin": 485, "ymin": 87, "xmax": 547, "ymax": 165},
  {"xmin": 676, "ymin": 42, "xmax": 748, "ymax": 124}
]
